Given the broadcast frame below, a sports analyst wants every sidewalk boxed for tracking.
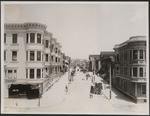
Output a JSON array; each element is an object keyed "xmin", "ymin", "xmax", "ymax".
[
  {"xmin": 96, "ymin": 75, "xmax": 148, "ymax": 114},
  {"xmin": 4, "ymin": 73, "xmax": 68, "ymax": 110}
]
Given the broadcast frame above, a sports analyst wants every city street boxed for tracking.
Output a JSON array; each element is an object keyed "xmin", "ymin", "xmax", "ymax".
[{"xmin": 4, "ymin": 71, "xmax": 148, "ymax": 114}]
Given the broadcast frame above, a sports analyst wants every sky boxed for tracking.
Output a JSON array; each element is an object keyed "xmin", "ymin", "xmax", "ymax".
[{"xmin": 3, "ymin": 2, "xmax": 148, "ymax": 60}]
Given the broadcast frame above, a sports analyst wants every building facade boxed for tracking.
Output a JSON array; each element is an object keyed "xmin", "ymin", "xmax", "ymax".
[
  {"xmin": 113, "ymin": 36, "xmax": 147, "ymax": 103},
  {"xmin": 4, "ymin": 22, "xmax": 65, "ymax": 98},
  {"xmin": 89, "ymin": 55, "xmax": 100, "ymax": 72},
  {"xmin": 99, "ymin": 51, "xmax": 115, "ymax": 83}
]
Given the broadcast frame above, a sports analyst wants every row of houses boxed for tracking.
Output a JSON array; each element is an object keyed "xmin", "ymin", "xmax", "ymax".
[
  {"xmin": 3, "ymin": 22, "xmax": 71, "ymax": 98},
  {"xmin": 89, "ymin": 36, "xmax": 147, "ymax": 103}
]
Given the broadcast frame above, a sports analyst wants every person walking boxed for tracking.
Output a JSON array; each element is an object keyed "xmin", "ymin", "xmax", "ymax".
[{"xmin": 65, "ymin": 84, "xmax": 68, "ymax": 95}]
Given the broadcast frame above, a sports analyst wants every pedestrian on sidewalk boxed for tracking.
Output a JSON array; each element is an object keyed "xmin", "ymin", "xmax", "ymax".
[{"xmin": 65, "ymin": 84, "xmax": 68, "ymax": 94}]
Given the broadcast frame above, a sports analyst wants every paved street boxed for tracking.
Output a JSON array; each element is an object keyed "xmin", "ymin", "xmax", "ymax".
[{"xmin": 4, "ymin": 71, "xmax": 148, "ymax": 114}]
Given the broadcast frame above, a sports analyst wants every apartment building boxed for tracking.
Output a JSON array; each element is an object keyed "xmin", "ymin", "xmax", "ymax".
[
  {"xmin": 113, "ymin": 36, "xmax": 147, "ymax": 103},
  {"xmin": 4, "ymin": 22, "xmax": 64, "ymax": 98}
]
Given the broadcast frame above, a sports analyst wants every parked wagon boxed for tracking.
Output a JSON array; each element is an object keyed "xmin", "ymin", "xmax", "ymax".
[{"xmin": 90, "ymin": 82, "xmax": 103, "ymax": 97}]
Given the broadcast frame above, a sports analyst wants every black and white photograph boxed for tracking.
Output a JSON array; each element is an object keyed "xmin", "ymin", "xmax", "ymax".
[{"xmin": 1, "ymin": 1, "xmax": 149, "ymax": 115}]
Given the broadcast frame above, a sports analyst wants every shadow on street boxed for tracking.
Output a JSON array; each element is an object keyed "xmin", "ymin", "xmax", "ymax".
[{"xmin": 100, "ymin": 77, "xmax": 134, "ymax": 103}]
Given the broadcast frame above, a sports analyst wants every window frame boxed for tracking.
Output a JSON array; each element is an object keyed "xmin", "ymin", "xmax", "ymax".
[
  {"xmin": 37, "ymin": 33, "xmax": 41, "ymax": 44},
  {"xmin": 141, "ymin": 84, "xmax": 146, "ymax": 95},
  {"xmin": 116, "ymin": 66, "xmax": 120, "ymax": 74},
  {"xmin": 139, "ymin": 67, "xmax": 144, "ymax": 77},
  {"xmin": 12, "ymin": 51, "xmax": 17, "ymax": 61},
  {"xmin": 12, "ymin": 34, "xmax": 18, "ymax": 44},
  {"xmin": 45, "ymin": 54, "xmax": 48, "ymax": 62},
  {"xmin": 30, "ymin": 51, "xmax": 35, "ymax": 61},
  {"xmin": 4, "ymin": 51, "xmax": 6, "ymax": 61},
  {"xmin": 26, "ymin": 33, "xmax": 28, "ymax": 43},
  {"xmin": 37, "ymin": 51, "xmax": 41, "ymax": 61},
  {"xmin": 45, "ymin": 40, "xmax": 49, "ymax": 48},
  {"xmin": 37, "ymin": 69, "xmax": 41, "ymax": 79},
  {"xmin": 124, "ymin": 66, "xmax": 127, "ymax": 75},
  {"xmin": 133, "ymin": 67, "xmax": 138, "ymax": 77},
  {"xmin": 30, "ymin": 33, "xmax": 35, "ymax": 43},
  {"xmin": 4, "ymin": 33, "xmax": 6, "ymax": 43},
  {"xmin": 30, "ymin": 69, "xmax": 34, "ymax": 79},
  {"xmin": 124, "ymin": 52, "xmax": 127, "ymax": 61},
  {"xmin": 133, "ymin": 50, "xmax": 138, "ymax": 60}
]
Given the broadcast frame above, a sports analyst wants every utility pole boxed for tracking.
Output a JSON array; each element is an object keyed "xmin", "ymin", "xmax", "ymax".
[{"xmin": 109, "ymin": 64, "xmax": 111, "ymax": 100}]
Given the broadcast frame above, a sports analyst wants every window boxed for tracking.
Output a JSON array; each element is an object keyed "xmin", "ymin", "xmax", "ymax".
[
  {"xmin": 144, "ymin": 50, "xmax": 146, "ymax": 59},
  {"xmin": 55, "ymin": 57, "xmax": 57, "ymax": 62},
  {"xmin": 37, "ymin": 33, "xmax": 41, "ymax": 43},
  {"xmin": 26, "ymin": 51, "xmax": 28, "ymax": 61},
  {"xmin": 120, "ymin": 52, "xmax": 123, "ymax": 61},
  {"xmin": 37, "ymin": 51, "xmax": 41, "ymax": 61},
  {"xmin": 139, "ymin": 50, "xmax": 143, "ymax": 59},
  {"xmin": 130, "ymin": 67, "xmax": 132, "ymax": 77},
  {"xmin": 37, "ymin": 69, "xmax": 41, "ymax": 79},
  {"xmin": 7, "ymin": 70, "xmax": 17, "ymax": 79},
  {"xmin": 45, "ymin": 54, "xmax": 48, "ymax": 62},
  {"xmin": 4, "ymin": 33, "xmax": 6, "ymax": 43},
  {"xmin": 51, "ymin": 56, "xmax": 53, "ymax": 62},
  {"xmin": 141, "ymin": 84, "xmax": 146, "ymax": 94},
  {"xmin": 26, "ymin": 69, "xmax": 28, "ymax": 79},
  {"xmin": 144, "ymin": 67, "xmax": 146, "ymax": 77},
  {"xmin": 55, "ymin": 67, "xmax": 57, "ymax": 73},
  {"xmin": 116, "ymin": 66, "xmax": 120, "ymax": 74},
  {"xmin": 30, "ymin": 51, "xmax": 34, "ymax": 61},
  {"xmin": 55, "ymin": 48, "xmax": 57, "ymax": 53},
  {"xmin": 12, "ymin": 51, "xmax": 17, "ymax": 61},
  {"xmin": 30, "ymin": 69, "xmax": 34, "ymax": 79},
  {"xmin": 12, "ymin": 34, "xmax": 17, "ymax": 43},
  {"xmin": 26, "ymin": 33, "xmax": 28, "ymax": 43},
  {"xmin": 133, "ymin": 67, "xmax": 137, "ymax": 77},
  {"xmin": 124, "ymin": 67, "xmax": 127, "ymax": 75},
  {"xmin": 4, "ymin": 51, "xmax": 6, "ymax": 61},
  {"xmin": 139, "ymin": 67, "xmax": 143, "ymax": 77},
  {"xmin": 116, "ymin": 54, "xmax": 119, "ymax": 61},
  {"xmin": 45, "ymin": 40, "xmax": 49, "ymax": 48},
  {"xmin": 14, "ymin": 70, "xmax": 17, "ymax": 79},
  {"xmin": 133, "ymin": 50, "xmax": 138, "ymax": 60},
  {"xmin": 124, "ymin": 52, "xmax": 127, "ymax": 61},
  {"xmin": 42, "ymin": 69, "xmax": 43, "ymax": 78},
  {"xmin": 51, "ymin": 44, "xmax": 54, "ymax": 49},
  {"xmin": 8, "ymin": 70, "xmax": 12, "ymax": 79},
  {"xmin": 130, "ymin": 50, "xmax": 132, "ymax": 60},
  {"xmin": 30, "ymin": 33, "xmax": 35, "ymax": 43},
  {"xmin": 120, "ymin": 66, "xmax": 123, "ymax": 74}
]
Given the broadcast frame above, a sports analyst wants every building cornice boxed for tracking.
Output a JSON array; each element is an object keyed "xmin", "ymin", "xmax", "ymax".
[{"xmin": 114, "ymin": 36, "xmax": 146, "ymax": 50}]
